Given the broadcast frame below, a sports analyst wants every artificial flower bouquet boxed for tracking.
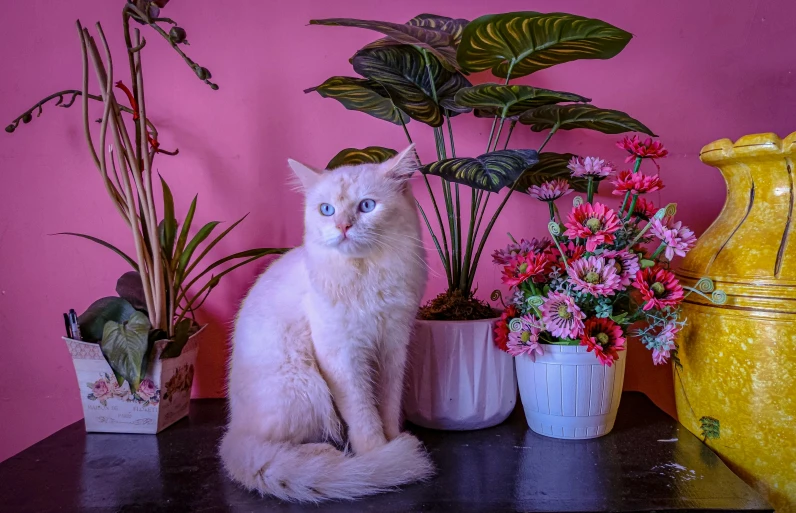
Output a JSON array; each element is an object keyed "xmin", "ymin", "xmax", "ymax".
[{"xmin": 493, "ymin": 136, "xmax": 698, "ymax": 366}]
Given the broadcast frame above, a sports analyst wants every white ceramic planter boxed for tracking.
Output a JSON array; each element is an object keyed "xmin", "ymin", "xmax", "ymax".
[
  {"xmin": 403, "ymin": 318, "xmax": 517, "ymax": 430},
  {"xmin": 516, "ymin": 345, "xmax": 626, "ymax": 439},
  {"xmin": 64, "ymin": 328, "xmax": 201, "ymax": 434}
]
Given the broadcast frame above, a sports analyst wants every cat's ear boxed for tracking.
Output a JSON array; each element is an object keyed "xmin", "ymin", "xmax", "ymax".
[
  {"xmin": 288, "ymin": 159, "xmax": 322, "ymax": 190},
  {"xmin": 383, "ymin": 144, "xmax": 419, "ymax": 183}
]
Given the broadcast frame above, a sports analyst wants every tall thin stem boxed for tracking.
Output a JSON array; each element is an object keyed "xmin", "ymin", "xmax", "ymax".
[
  {"xmin": 446, "ymin": 114, "xmax": 463, "ymax": 285},
  {"xmin": 503, "ymin": 120, "xmax": 517, "ymax": 150}
]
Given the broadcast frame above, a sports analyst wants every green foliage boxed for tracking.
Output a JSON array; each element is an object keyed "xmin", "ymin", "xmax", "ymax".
[
  {"xmin": 514, "ymin": 152, "xmax": 589, "ymax": 193},
  {"xmin": 455, "ymin": 84, "xmax": 589, "ymax": 118},
  {"xmin": 327, "ymin": 146, "xmax": 397, "ymax": 170},
  {"xmin": 520, "ymin": 104, "xmax": 655, "ymax": 135},
  {"xmin": 305, "ymin": 77, "xmax": 409, "ymax": 125},
  {"xmin": 100, "ymin": 311, "xmax": 152, "ymax": 391},
  {"xmin": 361, "ymin": 14, "xmax": 469, "ymax": 52},
  {"xmin": 77, "ymin": 297, "xmax": 138, "ymax": 342},
  {"xmin": 456, "ymin": 12, "xmax": 632, "ymax": 78},
  {"xmin": 421, "ymin": 149, "xmax": 538, "ymax": 193}
]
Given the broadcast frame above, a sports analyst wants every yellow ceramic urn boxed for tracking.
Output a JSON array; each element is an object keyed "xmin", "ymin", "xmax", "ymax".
[{"xmin": 675, "ymin": 132, "xmax": 796, "ymax": 512}]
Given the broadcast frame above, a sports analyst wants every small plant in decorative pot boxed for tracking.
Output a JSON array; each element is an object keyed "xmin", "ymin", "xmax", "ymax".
[
  {"xmin": 306, "ymin": 11, "xmax": 652, "ymax": 429},
  {"xmin": 493, "ymin": 137, "xmax": 725, "ymax": 439},
  {"xmin": 6, "ymin": 1, "xmax": 285, "ymax": 433}
]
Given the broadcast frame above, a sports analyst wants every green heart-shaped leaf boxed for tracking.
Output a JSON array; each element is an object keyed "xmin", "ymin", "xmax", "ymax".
[
  {"xmin": 353, "ymin": 46, "xmax": 471, "ymax": 127},
  {"xmin": 304, "ymin": 76, "xmax": 409, "ymax": 125},
  {"xmin": 310, "ymin": 17, "xmax": 460, "ymax": 71},
  {"xmin": 454, "ymin": 84, "xmax": 590, "ymax": 118},
  {"xmin": 421, "ymin": 149, "xmax": 539, "ymax": 192},
  {"xmin": 457, "ymin": 12, "xmax": 632, "ymax": 78},
  {"xmin": 327, "ymin": 146, "xmax": 398, "ymax": 170},
  {"xmin": 115, "ymin": 271, "xmax": 148, "ymax": 312},
  {"xmin": 519, "ymin": 104, "xmax": 655, "ymax": 135},
  {"xmin": 362, "ymin": 14, "xmax": 470, "ymax": 52},
  {"xmin": 100, "ymin": 311, "xmax": 152, "ymax": 391},
  {"xmin": 78, "ymin": 297, "xmax": 138, "ymax": 342},
  {"xmin": 515, "ymin": 152, "xmax": 591, "ymax": 194}
]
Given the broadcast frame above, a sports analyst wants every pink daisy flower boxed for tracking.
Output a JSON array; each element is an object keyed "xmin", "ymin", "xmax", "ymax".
[
  {"xmin": 539, "ymin": 291, "xmax": 585, "ymax": 339},
  {"xmin": 563, "ymin": 202, "xmax": 621, "ymax": 252},
  {"xmin": 580, "ymin": 317, "xmax": 626, "ymax": 366},
  {"xmin": 529, "ymin": 179, "xmax": 573, "ymax": 201},
  {"xmin": 492, "ymin": 238, "xmax": 551, "ymax": 265},
  {"xmin": 567, "ymin": 256, "xmax": 623, "ymax": 296},
  {"xmin": 612, "ymin": 170, "xmax": 665, "ymax": 196},
  {"xmin": 602, "ymin": 249, "xmax": 640, "ymax": 286},
  {"xmin": 616, "ymin": 135, "xmax": 668, "ymax": 163},
  {"xmin": 633, "ymin": 267, "xmax": 685, "ymax": 311},
  {"xmin": 650, "ymin": 219, "xmax": 697, "ymax": 260},
  {"xmin": 651, "ymin": 323, "xmax": 679, "ymax": 365},
  {"xmin": 567, "ymin": 156, "xmax": 615, "ymax": 179},
  {"xmin": 507, "ymin": 315, "xmax": 545, "ymax": 359}
]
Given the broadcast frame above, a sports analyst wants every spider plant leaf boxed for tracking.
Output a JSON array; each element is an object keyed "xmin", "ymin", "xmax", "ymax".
[
  {"xmin": 159, "ymin": 175, "xmax": 177, "ymax": 260},
  {"xmin": 173, "ymin": 194, "xmax": 198, "ymax": 270},
  {"xmin": 176, "ymin": 221, "xmax": 220, "ymax": 280},
  {"xmin": 457, "ymin": 12, "xmax": 632, "ymax": 78},
  {"xmin": 420, "ymin": 149, "xmax": 539, "ymax": 192},
  {"xmin": 56, "ymin": 233, "xmax": 138, "ymax": 271}
]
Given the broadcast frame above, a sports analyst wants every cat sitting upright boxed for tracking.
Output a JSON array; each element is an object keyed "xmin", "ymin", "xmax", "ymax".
[{"xmin": 220, "ymin": 145, "xmax": 433, "ymax": 502}]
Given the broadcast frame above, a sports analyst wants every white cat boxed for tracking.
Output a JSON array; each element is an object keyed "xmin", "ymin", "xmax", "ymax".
[{"xmin": 219, "ymin": 145, "xmax": 434, "ymax": 502}]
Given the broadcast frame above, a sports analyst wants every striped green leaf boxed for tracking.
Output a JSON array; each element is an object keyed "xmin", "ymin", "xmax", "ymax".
[
  {"xmin": 457, "ymin": 12, "xmax": 632, "ymax": 78},
  {"xmin": 310, "ymin": 17, "xmax": 460, "ymax": 71},
  {"xmin": 514, "ymin": 152, "xmax": 591, "ymax": 194},
  {"xmin": 454, "ymin": 84, "xmax": 590, "ymax": 118},
  {"xmin": 327, "ymin": 146, "xmax": 397, "ymax": 170},
  {"xmin": 362, "ymin": 14, "xmax": 469, "ymax": 52},
  {"xmin": 519, "ymin": 104, "xmax": 655, "ymax": 135},
  {"xmin": 421, "ymin": 149, "xmax": 539, "ymax": 192},
  {"xmin": 352, "ymin": 46, "xmax": 471, "ymax": 127},
  {"xmin": 304, "ymin": 76, "xmax": 409, "ymax": 125}
]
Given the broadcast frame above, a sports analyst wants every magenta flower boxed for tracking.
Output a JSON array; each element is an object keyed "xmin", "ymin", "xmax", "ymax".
[
  {"xmin": 567, "ymin": 256, "xmax": 623, "ymax": 296},
  {"xmin": 602, "ymin": 249, "xmax": 640, "ymax": 286},
  {"xmin": 567, "ymin": 156, "xmax": 614, "ymax": 178},
  {"xmin": 612, "ymin": 170, "xmax": 665, "ymax": 196},
  {"xmin": 616, "ymin": 135, "xmax": 669, "ymax": 163},
  {"xmin": 580, "ymin": 317, "xmax": 626, "ymax": 366},
  {"xmin": 529, "ymin": 179, "xmax": 572, "ymax": 201},
  {"xmin": 507, "ymin": 315, "xmax": 544, "ymax": 359},
  {"xmin": 633, "ymin": 267, "xmax": 685, "ymax": 311},
  {"xmin": 492, "ymin": 237, "xmax": 551, "ymax": 265},
  {"xmin": 539, "ymin": 291, "xmax": 585, "ymax": 339},
  {"xmin": 650, "ymin": 219, "xmax": 697, "ymax": 260},
  {"xmin": 651, "ymin": 323, "xmax": 679, "ymax": 365},
  {"xmin": 563, "ymin": 202, "xmax": 621, "ymax": 252}
]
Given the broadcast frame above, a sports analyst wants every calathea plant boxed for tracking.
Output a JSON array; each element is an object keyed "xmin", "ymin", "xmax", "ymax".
[
  {"xmin": 6, "ymin": 1, "xmax": 285, "ymax": 391},
  {"xmin": 306, "ymin": 12, "xmax": 654, "ymax": 320}
]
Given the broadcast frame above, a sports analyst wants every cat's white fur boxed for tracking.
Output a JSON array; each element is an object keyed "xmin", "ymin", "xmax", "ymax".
[{"xmin": 219, "ymin": 145, "xmax": 433, "ymax": 502}]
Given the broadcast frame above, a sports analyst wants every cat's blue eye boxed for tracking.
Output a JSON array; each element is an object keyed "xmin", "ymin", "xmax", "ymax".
[
  {"xmin": 319, "ymin": 203, "xmax": 335, "ymax": 216},
  {"xmin": 359, "ymin": 199, "xmax": 376, "ymax": 213}
]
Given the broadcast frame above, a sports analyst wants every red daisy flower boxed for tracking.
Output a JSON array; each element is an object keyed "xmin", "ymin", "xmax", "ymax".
[
  {"xmin": 546, "ymin": 241, "xmax": 586, "ymax": 271},
  {"xmin": 632, "ymin": 267, "xmax": 685, "ymax": 311},
  {"xmin": 612, "ymin": 170, "xmax": 665, "ymax": 196},
  {"xmin": 501, "ymin": 253, "xmax": 552, "ymax": 286},
  {"xmin": 616, "ymin": 135, "xmax": 669, "ymax": 163},
  {"xmin": 563, "ymin": 202, "xmax": 621, "ymax": 252},
  {"xmin": 495, "ymin": 305, "xmax": 517, "ymax": 352},
  {"xmin": 580, "ymin": 317, "xmax": 626, "ymax": 366},
  {"xmin": 631, "ymin": 197, "xmax": 658, "ymax": 220}
]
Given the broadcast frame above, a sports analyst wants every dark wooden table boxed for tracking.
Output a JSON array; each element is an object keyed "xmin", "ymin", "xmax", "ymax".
[{"xmin": 0, "ymin": 392, "xmax": 770, "ymax": 513}]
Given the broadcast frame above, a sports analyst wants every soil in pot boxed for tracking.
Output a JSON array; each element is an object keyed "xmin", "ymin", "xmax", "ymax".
[{"xmin": 418, "ymin": 289, "xmax": 496, "ymax": 321}]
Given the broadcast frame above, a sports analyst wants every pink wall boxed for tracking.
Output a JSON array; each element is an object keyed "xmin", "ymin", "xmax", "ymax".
[{"xmin": 1, "ymin": 0, "xmax": 795, "ymax": 462}]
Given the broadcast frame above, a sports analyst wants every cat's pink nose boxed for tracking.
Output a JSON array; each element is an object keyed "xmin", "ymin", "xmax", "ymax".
[{"xmin": 337, "ymin": 223, "xmax": 351, "ymax": 237}]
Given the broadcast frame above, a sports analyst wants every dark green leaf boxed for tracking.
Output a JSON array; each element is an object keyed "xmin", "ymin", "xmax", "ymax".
[
  {"xmin": 457, "ymin": 12, "xmax": 632, "ymax": 78},
  {"xmin": 327, "ymin": 146, "xmax": 397, "ymax": 169},
  {"xmin": 173, "ymin": 194, "xmax": 198, "ymax": 270},
  {"xmin": 100, "ymin": 311, "xmax": 151, "ymax": 391},
  {"xmin": 77, "ymin": 297, "xmax": 138, "ymax": 342},
  {"xmin": 515, "ymin": 152, "xmax": 589, "ymax": 193},
  {"xmin": 310, "ymin": 17, "xmax": 460, "ymax": 71},
  {"xmin": 454, "ymin": 84, "xmax": 589, "ymax": 118},
  {"xmin": 159, "ymin": 318, "xmax": 194, "ymax": 359},
  {"xmin": 115, "ymin": 271, "xmax": 148, "ymax": 312},
  {"xmin": 56, "ymin": 233, "xmax": 138, "ymax": 271},
  {"xmin": 159, "ymin": 175, "xmax": 177, "ymax": 260},
  {"xmin": 305, "ymin": 76, "xmax": 409, "ymax": 125},
  {"xmin": 352, "ymin": 46, "xmax": 471, "ymax": 127},
  {"xmin": 519, "ymin": 104, "xmax": 655, "ymax": 135},
  {"xmin": 640, "ymin": 259, "xmax": 656, "ymax": 269},
  {"xmin": 421, "ymin": 149, "xmax": 539, "ymax": 192},
  {"xmin": 362, "ymin": 14, "xmax": 469, "ymax": 52},
  {"xmin": 182, "ymin": 215, "xmax": 248, "ymax": 279},
  {"xmin": 176, "ymin": 221, "xmax": 220, "ymax": 279}
]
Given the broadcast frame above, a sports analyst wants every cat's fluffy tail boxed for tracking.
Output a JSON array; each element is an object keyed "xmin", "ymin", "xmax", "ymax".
[{"xmin": 219, "ymin": 431, "xmax": 434, "ymax": 502}]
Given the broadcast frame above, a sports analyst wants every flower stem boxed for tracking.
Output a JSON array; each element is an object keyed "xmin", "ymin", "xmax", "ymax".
[
  {"xmin": 548, "ymin": 202, "xmax": 556, "ymax": 221},
  {"xmin": 625, "ymin": 194, "xmax": 639, "ymax": 221},
  {"xmin": 651, "ymin": 243, "xmax": 667, "ymax": 260},
  {"xmin": 587, "ymin": 176, "xmax": 594, "ymax": 204}
]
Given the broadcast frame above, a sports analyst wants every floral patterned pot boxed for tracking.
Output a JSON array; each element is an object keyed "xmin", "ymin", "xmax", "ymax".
[
  {"xmin": 516, "ymin": 345, "xmax": 626, "ymax": 439},
  {"xmin": 403, "ymin": 318, "xmax": 517, "ymax": 430},
  {"xmin": 64, "ymin": 328, "xmax": 202, "ymax": 434}
]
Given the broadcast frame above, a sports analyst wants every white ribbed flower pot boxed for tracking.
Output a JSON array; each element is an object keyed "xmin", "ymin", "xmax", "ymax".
[
  {"xmin": 403, "ymin": 318, "xmax": 517, "ymax": 430},
  {"xmin": 516, "ymin": 345, "xmax": 626, "ymax": 439}
]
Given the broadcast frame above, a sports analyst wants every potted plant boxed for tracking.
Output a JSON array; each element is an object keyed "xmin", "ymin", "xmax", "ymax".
[
  {"xmin": 6, "ymin": 1, "xmax": 285, "ymax": 433},
  {"xmin": 493, "ymin": 137, "xmax": 725, "ymax": 439},
  {"xmin": 305, "ymin": 11, "xmax": 654, "ymax": 429}
]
